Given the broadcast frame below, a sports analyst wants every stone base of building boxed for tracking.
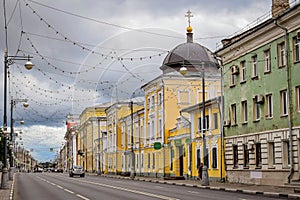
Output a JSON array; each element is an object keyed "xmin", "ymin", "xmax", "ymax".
[{"xmin": 226, "ymin": 169, "xmax": 291, "ymax": 185}]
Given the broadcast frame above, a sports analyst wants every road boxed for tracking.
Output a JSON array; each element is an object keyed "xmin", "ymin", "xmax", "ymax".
[{"xmin": 14, "ymin": 173, "xmax": 283, "ymax": 200}]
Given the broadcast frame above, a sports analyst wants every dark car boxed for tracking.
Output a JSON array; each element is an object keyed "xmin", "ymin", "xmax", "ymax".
[
  {"xmin": 69, "ymin": 166, "xmax": 85, "ymax": 177},
  {"xmin": 52, "ymin": 168, "xmax": 63, "ymax": 173}
]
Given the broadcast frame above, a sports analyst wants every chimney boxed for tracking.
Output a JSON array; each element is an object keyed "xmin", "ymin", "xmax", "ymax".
[{"xmin": 272, "ymin": 0, "xmax": 290, "ymax": 17}]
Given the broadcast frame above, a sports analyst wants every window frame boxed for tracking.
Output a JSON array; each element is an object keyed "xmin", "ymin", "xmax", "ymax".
[
  {"xmin": 264, "ymin": 49, "xmax": 271, "ymax": 73},
  {"xmin": 233, "ymin": 145, "xmax": 238, "ymax": 169},
  {"xmin": 293, "ymin": 37, "xmax": 300, "ymax": 63},
  {"xmin": 266, "ymin": 94, "xmax": 273, "ymax": 118},
  {"xmin": 296, "ymin": 86, "xmax": 300, "ymax": 112},
  {"xmin": 230, "ymin": 103, "xmax": 237, "ymax": 125},
  {"xmin": 278, "ymin": 42, "xmax": 286, "ymax": 67},
  {"xmin": 240, "ymin": 60, "xmax": 246, "ymax": 83},
  {"xmin": 241, "ymin": 100, "xmax": 248, "ymax": 124},
  {"xmin": 230, "ymin": 65, "xmax": 237, "ymax": 87},
  {"xmin": 252, "ymin": 55, "xmax": 258, "ymax": 78},
  {"xmin": 280, "ymin": 89, "xmax": 288, "ymax": 116}
]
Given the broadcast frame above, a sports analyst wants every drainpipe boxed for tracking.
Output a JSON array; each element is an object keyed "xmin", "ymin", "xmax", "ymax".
[
  {"xmin": 274, "ymin": 19, "xmax": 294, "ymax": 183},
  {"xmin": 162, "ymin": 78, "xmax": 166, "ymax": 177}
]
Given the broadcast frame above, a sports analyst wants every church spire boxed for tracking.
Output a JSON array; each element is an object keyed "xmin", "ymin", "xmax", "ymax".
[{"xmin": 185, "ymin": 10, "xmax": 193, "ymax": 43}]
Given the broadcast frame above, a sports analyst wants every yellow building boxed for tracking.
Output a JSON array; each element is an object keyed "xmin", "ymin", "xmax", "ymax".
[
  {"xmin": 141, "ymin": 20, "xmax": 221, "ymax": 178},
  {"xmin": 180, "ymin": 97, "xmax": 225, "ymax": 181},
  {"xmin": 77, "ymin": 105, "xmax": 107, "ymax": 172},
  {"xmin": 105, "ymin": 101, "xmax": 144, "ymax": 175}
]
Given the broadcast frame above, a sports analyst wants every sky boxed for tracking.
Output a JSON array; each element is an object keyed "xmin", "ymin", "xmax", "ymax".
[{"xmin": 0, "ymin": 0, "xmax": 297, "ymax": 162}]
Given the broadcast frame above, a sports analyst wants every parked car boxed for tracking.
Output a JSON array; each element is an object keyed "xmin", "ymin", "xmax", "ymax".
[
  {"xmin": 69, "ymin": 166, "xmax": 85, "ymax": 177},
  {"xmin": 52, "ymin": 168, "xmax": 63, "ymax": 173}
]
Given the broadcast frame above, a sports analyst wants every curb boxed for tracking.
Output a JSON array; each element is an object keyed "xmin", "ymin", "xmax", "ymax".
[{"xmin": 102, "ymin": 175, "xmax": 300, "ymax": 199}]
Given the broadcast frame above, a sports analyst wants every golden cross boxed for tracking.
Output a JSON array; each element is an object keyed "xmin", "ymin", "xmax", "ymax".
[{"xmin": 185, "ymin": 10, "xmax": 193, "ymax": 27}]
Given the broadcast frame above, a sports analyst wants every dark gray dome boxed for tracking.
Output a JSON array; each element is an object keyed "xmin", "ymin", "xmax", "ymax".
[{"xmin": 163, "ymin": 42, "xmax": 218, "ymax": 67}]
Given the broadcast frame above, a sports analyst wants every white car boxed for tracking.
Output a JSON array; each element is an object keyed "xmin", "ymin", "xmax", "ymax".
[{"xmin": 69, "ymin": 166, "xmax": 85, "ymax": 177}]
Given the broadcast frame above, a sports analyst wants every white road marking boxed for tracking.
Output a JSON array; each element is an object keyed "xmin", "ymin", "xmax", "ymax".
[
  {"xmin": 76, "ymin": 194, "xmax": 90, "ymax": 200},
  {"xmin": 64, "ymin": 189, "xmax": 74, "ymax": 194},
  {"xmin": 77, "ymin": 179, "xmax": 180, "ymax": 200},
  {"xmin": 188, "ymin": 191, "xmax": 199, "ymax": 194},
  {"xmin": 57, "ymin": 185, "xmax": 63, "ymax": 189}
]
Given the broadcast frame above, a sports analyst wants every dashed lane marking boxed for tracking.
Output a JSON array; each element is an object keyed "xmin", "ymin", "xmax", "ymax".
[
  {"xmin": 64, "ymin": 189, "xmax": 74, "ymax": 194},
  {"xmin": 76, "ymin": 194, "xmax": 90, "ymax": 200}
]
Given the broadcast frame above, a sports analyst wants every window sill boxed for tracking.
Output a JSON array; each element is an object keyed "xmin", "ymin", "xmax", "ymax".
[
  {"xmin": 268, "ymin": 166, "xmax": 275, "ymax": 169},
  {"xmin": 231, "ymin": 123, "xmax": 238, "ymax": 127},
  {"xmin": 253, "ymin": 119, "xmax": 260, "ymax": 123},
  {"xmin": 264, "ymin": 70, "xmax": 271, "ymax": 74},
  {"xmin": 265, "ymin": 116, "xmax": 273, "ymax": 120},
  {"xmin": 229, "ymin": 84, "xmax": 236, "ymax": 88},
  {"xmin": 278, "ymin": 65, "xmax": 286, "ymax": 69},
  {"xmin": 242, "ymin": 122, "xmax": 248, "ymax": 125},
  {"xmin": 243, "ymin": 166, "xmax": 249, "ymax": 169},
  {"xmin": 251, "ymin": 76, "xmax": 259, "ymax": 80},
  {"xmin": 255, "ymin": 166, "xmax": 262, "ymax": 169},
  {"xmin": 240, "ymin": 80, "xmax": 246, "ymax": 84},
  {"xmin": 280, "ymin": 114, "xmax": 288, "ymax": 118}
]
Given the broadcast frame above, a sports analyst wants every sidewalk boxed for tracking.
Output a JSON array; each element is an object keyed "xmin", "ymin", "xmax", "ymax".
[
  {"xmin": 101, "ymin": 174, "xmax": 300, "ymax": 199},
  {"xmin": 0, "ymin": 173, "xmax": 13, "ymax": 200}
]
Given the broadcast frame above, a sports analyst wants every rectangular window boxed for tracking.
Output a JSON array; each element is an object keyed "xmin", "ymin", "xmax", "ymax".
[
  {"xmin": 243, "ymin": 144, "xmax": 249, "ymax": 168},
  {"xmin": 278, "ymin": 42, "xmax": 286, "ymax": 67},
  {"xmin": 241, "ymin": 101, "xmax": 248, "ymax": 123},
  {"xmin": 212, "ymin": 147, "xmax": 217, "ymax": 168},
  {"xmin": 213, "ymin": 113, "xmax": 218, "ymax": 129},
  {"xmin": 233, "ymin": 145, "xmax": 238, "ymax": 168},
  {"xmin": 148, "ymin": 153, "xmax": 150, "ymax": 169},
  {"xmin": 205, "ymin": 115, "xmax": 209, "ymax": 131},
  {"xmin": 170, "ymin": 147, "xmax": 174, "ymax": 171},
  {"xmin": 158, "ymin": 92, "xmax": 162, "ymax": 105},
  {"xmin": 158, "ymin": 119, "xmax": 162, "ymax": 138},
  {"xmin": 151, "ymin": 95, "xmax": 155, "ymax": 107},
  {"xmin": 253, "ymin": 98, "xmax": 260, "ymax": 121},
  {"xmin": 141, "ymin": 153, "xmax": 144, "ymax": 168},
  {"xmin": 147, "ymin": 97, "xmax": 150, "ymax": 109},
  {"xmin": 252, "ymin": 55, "xmax": 258, "ymax": 78},
  {"xmin": 196, "ymin": 149, "xmax": 201, "ymax": 169},
  {"xmin": 268, "ymin": 142, "xmax": 275, "ymax": 167},
  {"xmin": 280, "ymin": 90, "xmax": 288, "ymax": 116},
  {"xmin": 296, "ymin": 86, "xmax": 300, "ymax": 112},
  {"xmin": 264, "ymin": 49, "xmax": 271, "ymax": 73},
  {"xmin": 198, "ymin": 117, "xmax": 202, "ymax": 132},
  {"xmin": 152, "ymin": 153, "xmax": 155, "ymax": 169},
  {"xmin": 266, "ymin": 94, "xmax": 273, "ymax": 118},
  {"xmin": 204, "ymin": 148, "xmax": 209, "ymax": 168},
  {"xmin": 282, "ymin": 140, "xmax": 290, "ymax": 167},
  {"xmin": 255, "ymin": 143, "xmax": 262, "ymax": 168},
  {"xmin": 294, "ymin": 37, "xmax": 300, "ymax": 62},
  {"xmin": 231, "ymin": 104, "xmax": 237, "ymax": 125},
  {"xmin": 240, "ymin": 61, "xmax": 246, "ymax": 82},
  {"xmin": 230, "ymin": 65, "xmax": 237, "ymax": 86}
]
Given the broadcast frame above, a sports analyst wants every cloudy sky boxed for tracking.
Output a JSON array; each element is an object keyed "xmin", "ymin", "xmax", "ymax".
[{"xmin": 0, "ymin": 0, "xmax": 296, "ymax": 162}]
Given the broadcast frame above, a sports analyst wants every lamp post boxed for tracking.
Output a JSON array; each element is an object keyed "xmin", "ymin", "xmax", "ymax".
[
  {"xmin": 130, "ymin": 100, "xmax": 135, "ymax": 179},
  {"xmin": 180, "ymin": 62, "xmax": 209, "ymax": 185},
  {"xmin": 1, "ymin": 49, "xmax": 33, "ymax": 189},
  {"xmin": 9, "ymin": 99, "xmax": 28, "ymax": 180}
]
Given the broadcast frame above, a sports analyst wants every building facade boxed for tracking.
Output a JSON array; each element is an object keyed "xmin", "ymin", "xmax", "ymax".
[{"xmin": 216, "ymin": 0, "xmax": 300, "ymax": 185}]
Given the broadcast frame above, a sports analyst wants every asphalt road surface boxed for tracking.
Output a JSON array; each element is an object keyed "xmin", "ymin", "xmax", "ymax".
[{"xmin": 14, "ymin": 173, "xmax": 283, "ymax": 200}]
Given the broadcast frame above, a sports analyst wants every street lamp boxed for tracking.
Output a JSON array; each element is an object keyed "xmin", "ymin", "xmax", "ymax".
[
  {"xmin": 180, "ymin": 62, "xmax": 208, "ymax": 185},
  {"xmin": 9, "ymin": 98, "xmax": 29, "ymax": 180},
  {"xmin": 1, "ymin": 49, "xmax": 33, "ymax": 189},
  {"xmin": 130, "ymin": 100, "xmax": 135, "ymax": 179}
]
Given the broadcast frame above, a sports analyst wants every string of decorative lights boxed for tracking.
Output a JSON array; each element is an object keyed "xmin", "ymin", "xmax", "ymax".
[{"xmin": 22, "ymin": 1, "xmax": 169, "ymax": 61}]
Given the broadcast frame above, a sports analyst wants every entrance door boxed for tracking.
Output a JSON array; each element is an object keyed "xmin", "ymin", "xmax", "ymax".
[{"xmin": 178, "ymin": 146, "xmax": 183, "ymax": 176}]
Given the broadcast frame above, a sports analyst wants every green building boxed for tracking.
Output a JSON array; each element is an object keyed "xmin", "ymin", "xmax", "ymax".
[{"xmin": 216, "ymin": 0, "xmax": 300, "ymax": 185}]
